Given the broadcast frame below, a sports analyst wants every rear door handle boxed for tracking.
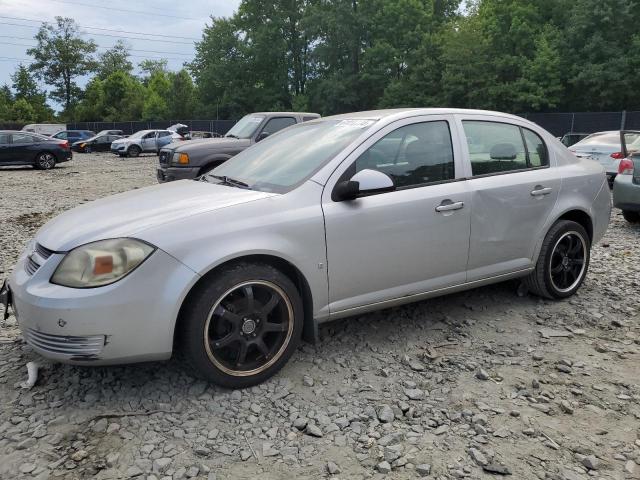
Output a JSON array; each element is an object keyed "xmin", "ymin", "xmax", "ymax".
[
  {"xmin": 531, "ymin": 186, "xmax": 553, "ymax": 197},
  {"xmin": 435, "ymin": 201, "xmax": 464, "ymax": 212}
]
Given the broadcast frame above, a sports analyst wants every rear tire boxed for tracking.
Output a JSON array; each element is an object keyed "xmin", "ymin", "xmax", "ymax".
[
  {"xmin": 34, "ymin": 152, "xmax": 56, "ymax": 170},
  {"xmin": 523, "ymin": 220, "xmax": 590, "ymax": 299},
  {"xmin": 622, "ymin": 211, "xmax": 640, "ymax": 223},
  {"xmin": 179, "ymin": 262, "xmax": 303, "ymax": 388},
  {"xmin": 127, "ymin": 145, "xmax": 141, "ymax": 157}
]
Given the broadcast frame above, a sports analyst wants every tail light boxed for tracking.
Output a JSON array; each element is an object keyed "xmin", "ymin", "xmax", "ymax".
[
  {"xmin": 618, "ymin": 158, "xmax": 634, "ymax": 175},
  {"xmin": 59, "ymin": 140, "xmax": 70, "ymax": 150},
  {"xmin": 610, "ymin": 152, "xmax": 624, "ymax": 159}
]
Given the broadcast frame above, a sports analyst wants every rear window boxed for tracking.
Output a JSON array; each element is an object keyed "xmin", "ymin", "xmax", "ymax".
[{"xmin": 578, "ymin": 133, "xmax": 620, "ymax": 145}]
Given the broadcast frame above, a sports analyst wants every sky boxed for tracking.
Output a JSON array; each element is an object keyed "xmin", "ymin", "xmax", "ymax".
[{"xmin": 0, "ymin": 0, "xmax": 241, "ymax": 103}]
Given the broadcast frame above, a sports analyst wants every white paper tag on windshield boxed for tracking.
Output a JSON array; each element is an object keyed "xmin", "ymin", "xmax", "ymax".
[
  {"xmin": 248, "ymin": 117, "xmax": 263, "ymax": 123},
  {"xmin": 335, "ymin": 119, "xmax": 375, "ymax": 128}
]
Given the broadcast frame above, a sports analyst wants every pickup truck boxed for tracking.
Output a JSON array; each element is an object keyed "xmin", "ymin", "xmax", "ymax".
[{"xmin": 156, "ymin": 112, "xmax": 320, "ymax": 183}]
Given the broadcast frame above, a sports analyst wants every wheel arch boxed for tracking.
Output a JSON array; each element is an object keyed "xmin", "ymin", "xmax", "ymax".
[
  {"xmin": 34, "ymin": 149, "xmax": 58, "ymax": 162},
  {"xmin": 173, "ymin": 253, "xmax": 317, "ymax": 350},
  {"xmin": 555, "ymin": 208, "xmax": 593, "ymax": 242}
]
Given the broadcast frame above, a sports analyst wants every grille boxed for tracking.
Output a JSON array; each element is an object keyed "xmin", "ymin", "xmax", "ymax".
[
  {"xmin": 25, "ymin": 256, "xmax": 40, "ymax": 275},
  {"xmin": 24, "ymin": 328, "xmax": 105, "ymax": 357}
]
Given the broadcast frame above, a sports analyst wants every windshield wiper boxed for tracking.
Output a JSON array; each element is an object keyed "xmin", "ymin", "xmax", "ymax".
[
  {"xmin": 225, "ymin": 133, "xmax": 239, "ymax": 139},
  {"xmin": 210, "ymin": 175, "xmax": 250, "ymax": 189}
]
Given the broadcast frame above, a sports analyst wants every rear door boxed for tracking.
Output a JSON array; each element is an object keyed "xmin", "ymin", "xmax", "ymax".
[{"xmin": 457, "ymin": 116, "xmax": 560, "ymax": 281}]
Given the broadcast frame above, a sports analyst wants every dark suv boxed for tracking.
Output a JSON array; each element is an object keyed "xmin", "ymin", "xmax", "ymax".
[{"xmin": 157, "ymin": 112, "xmax": 320, "ymax": 183}]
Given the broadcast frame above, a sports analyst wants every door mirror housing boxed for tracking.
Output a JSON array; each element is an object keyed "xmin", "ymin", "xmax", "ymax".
[
  {"xmin": 333, "ymin": 169, "xmax": 395, "ymax": 201},
  {"xmin": 257, "ymin": 131, "xmax": 270, "ymax": 142}
]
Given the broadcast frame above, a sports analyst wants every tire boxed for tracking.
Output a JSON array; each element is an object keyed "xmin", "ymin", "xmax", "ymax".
[
  {"xmin": 524, "ymin": 220, "xmax": 590, "ymax": 299},
  {"xmin": 34, "ymin": 152, "xmax": 56, "ymax": 170},
  {"xmin": 127, "ymin": 145, "xmax": 141, "ymax": 157},
  {"xmin": 622, "ymin": 211, "xmax": 640, "ymax": 223},
  {"xmin": 179, "ymin": 262, "xmax": 304, "ymax": 388}
]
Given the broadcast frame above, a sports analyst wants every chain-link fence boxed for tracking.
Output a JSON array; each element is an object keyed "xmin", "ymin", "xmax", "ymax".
[{"xmin": 64, "ymin": 120, "xmax": 236, "ymax": 136}]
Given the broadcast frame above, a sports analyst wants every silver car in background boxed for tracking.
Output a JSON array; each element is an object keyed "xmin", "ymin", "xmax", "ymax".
[
  {"xmin": 569, "ymin": 130, "xmax": 640, "ymax": 183},
  {"xmin": 613, "ymin": 133, "xmax": 640, "ymax": 223},
  {"xmin": 2, "ymin": 108, "xmax": 611, "ymax": 388}
]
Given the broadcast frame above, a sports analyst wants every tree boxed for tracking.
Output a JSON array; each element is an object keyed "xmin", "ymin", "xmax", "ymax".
[
  {"xmin": 27, "ymin": 17, "xmax": 97, "ymax": 115},
  {"xmin": 10, "ymin": 98, "xmax": 36, "ymax": 123},
  {"xmin": 11, "ymin": 64, "xmax": 54, "ymax": 121},
  {"xmin": 138, "ymin": 59, "xmax": 168, "ymax": 80},
  {"xmin": 168, "ymin": 70, "xmax": 195, "ymax": 119},
  {"xmin": 98, "ymin": 40, "xmax": 133, "ymax": 79},
  {"xmin": 0, "ymin": 85, "xmax": 13, "ymax": 121}
]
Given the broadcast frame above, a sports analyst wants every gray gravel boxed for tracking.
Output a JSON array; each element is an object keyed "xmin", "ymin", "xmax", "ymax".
[{"xmin": 1, "ymin": 153, "xmax": 640, "ymax": 479}]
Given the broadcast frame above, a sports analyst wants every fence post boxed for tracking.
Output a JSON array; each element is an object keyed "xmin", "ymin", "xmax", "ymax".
[
  {"xmin": 570, "ymin": 113, "xmax": 575, "ymax": 133},
  {"xmin": 621, "ymin": 110, "xmax": 627, "ymax": 130}
]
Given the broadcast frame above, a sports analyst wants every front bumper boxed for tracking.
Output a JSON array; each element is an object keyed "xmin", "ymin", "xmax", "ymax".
[
  {"xmin": 7, "ymin": 243, "xmax": 198, "ymax": 365},
  {"xmin": 613, "ymin": 174, "xmax": 640, "ymax": 211},
  {"xmin": 111, "ymin": 144, "xmax": 126, "ymax": 155},
  {"xmin": 157, "ymin": 166, "xmax": 200, "ymax": 183}
]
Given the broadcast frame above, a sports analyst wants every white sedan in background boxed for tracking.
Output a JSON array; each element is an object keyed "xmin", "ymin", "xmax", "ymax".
[{"xmin": 2, "ymin": 108, "xmax": 611, "ymax": 388}]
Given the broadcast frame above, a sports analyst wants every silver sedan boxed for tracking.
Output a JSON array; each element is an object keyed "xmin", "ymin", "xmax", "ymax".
[{"xmin": 2, "ymin": 108, "xmax": 611, "ymax": 388}]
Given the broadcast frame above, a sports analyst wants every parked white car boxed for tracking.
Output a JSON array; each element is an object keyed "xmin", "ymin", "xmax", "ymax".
[
  {"xmin": 2, "ymin": 108, "xmax": 611, "ymax": 388},
  {"xmin": 110, "ymin": 129, "xmax": 183, "ymax": 157},
  {"xmin": 569, "ymin": 130, "xmax": 640, "ymax": 183},
  {"xmin": 21, "ymin": 123, "xmax": 67, "ymax": 136}
]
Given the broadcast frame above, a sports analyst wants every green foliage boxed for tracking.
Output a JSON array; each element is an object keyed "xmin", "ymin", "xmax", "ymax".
[
  {"xmin": 9, "ymin": 98, "xmax": 36, "ymax": 123},
  {"xmin": 10, "ymin": 65, "xmax": 54, "ymax": 121}
]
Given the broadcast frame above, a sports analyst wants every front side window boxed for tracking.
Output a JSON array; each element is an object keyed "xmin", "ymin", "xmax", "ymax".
[
  {"xmin": 463, "ymin": 121, "xmax": 544, "ymax": 176},
  {"xmin": 352, "ymin": 121, "xmax": 455, "ymax": 188},
  {"xmin": 0, "ymin": 133, "xmax": 10, "ymax": 145},
  {"xmin": 261, "ymin": 117, "xmax": 296, "ymax": 136}
]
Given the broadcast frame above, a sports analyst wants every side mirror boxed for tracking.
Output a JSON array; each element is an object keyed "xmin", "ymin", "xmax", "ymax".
[
  {"xmin": 333, "ymin": 169, "xmax": 395, "ymax": 201},
  {"xmin": 257, "ymin": 131, "xmax": 270, "ymax": 142}
]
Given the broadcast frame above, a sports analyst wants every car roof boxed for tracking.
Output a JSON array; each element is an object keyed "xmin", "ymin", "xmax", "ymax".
[
  {"xmin": 321, "ymin": 108, "xmax": 529, "ymax": 122},
  {"xmin": 251, "ymin": 112, "xmax": 320, "ymax": 117}
]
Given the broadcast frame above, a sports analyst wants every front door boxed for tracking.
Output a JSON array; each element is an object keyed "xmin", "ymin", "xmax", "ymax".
[
  {"xmin": 141, "ymin": 131, "xmax": 157, "ymax": 152},
  {"xmin": 322, "ymin": 116, "xmax": 471, "ymax": 314},
  {"xmin": 457, "ymin": 117, "xmax": 560, "ymax": 281}
]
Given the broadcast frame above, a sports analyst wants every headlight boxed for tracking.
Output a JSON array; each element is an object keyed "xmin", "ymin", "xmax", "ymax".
[
  {"xmin": 172, "ymin": 152, "xmax": 189, "ymax": 165},
  {"xmin": 51, "ymin": 238, "xmax": 155, "ymax": 288},
  {"xmin": 80, "ymin": 143, "xmax": 86, "ymax": 148}
]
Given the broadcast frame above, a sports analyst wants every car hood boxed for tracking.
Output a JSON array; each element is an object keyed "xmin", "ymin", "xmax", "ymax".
[
  {"xmin": 111, "ymin": 138, "xmax": 131, "ymax": 145},
  {"xmin": 36, "ymin": 181, "xmax": 277, "ymax": 251},
  {"xmin": 167, "ymin": 137, "xmax": 251, "ymax": 153}
]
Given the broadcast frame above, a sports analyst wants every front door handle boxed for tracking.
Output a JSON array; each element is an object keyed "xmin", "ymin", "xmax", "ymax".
[
  {"xmin": 435, "ymin": 200, "xmax": 464, "ymax": 212},
  {"xmin": 531, "ymin": 186, "xmax": 553, "ymax": 197}
]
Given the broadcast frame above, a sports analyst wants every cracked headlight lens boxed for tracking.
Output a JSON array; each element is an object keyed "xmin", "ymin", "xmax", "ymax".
[{"xmin": 51, "ymin": 238, "xmax": 155, "ymax": 288}]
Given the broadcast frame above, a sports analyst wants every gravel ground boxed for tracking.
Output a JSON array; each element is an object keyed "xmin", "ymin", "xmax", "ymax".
[{"xmin": 0, "ymin": 153, "xmax": 639, "ymax": 480}]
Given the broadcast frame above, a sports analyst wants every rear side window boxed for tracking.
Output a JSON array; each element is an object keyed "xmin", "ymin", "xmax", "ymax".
[
  {"xmin": 11, "ymin": 133, "xmax": 35, "ymax": 144},
  {"xmin": 0, "ymin": 133, "xmax": 9, "ymax": 145},
  {"xmin": 463, "ymin": 121, "xmax": 548, "ymax": 176},
  {"xmin": 523, "ymin": 129, "xmax": 548, "ymax": 167},
  {"xmin": 262, "ymin": 117, "xmax": 296, "ymax": 135},
  {"xmin": 354, "ymin": 120, "xmax": 455, "ymax": 188},
  {"xmin": 54, "ymin": 132, "xmax": 67, "ymax": 139}
]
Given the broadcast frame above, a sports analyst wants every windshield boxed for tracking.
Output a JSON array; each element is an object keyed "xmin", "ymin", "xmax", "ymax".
[
  {"xmin": 208, "ymin": 118, "xmax": 376, "ymax": 193},
  {"xmin": 225, "ymin": 114, "xmax": 265, "ymax": 139}
]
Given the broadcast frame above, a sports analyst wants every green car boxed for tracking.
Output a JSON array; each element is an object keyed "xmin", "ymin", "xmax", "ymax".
[{"xmin": 613, "ymin": 134, "xmax": 640, "ymax": 223}]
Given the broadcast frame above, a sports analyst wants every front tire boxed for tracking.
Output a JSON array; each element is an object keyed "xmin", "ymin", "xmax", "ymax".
[
  {"xmin": 524, "ymin": 220, "xmax": 590, "ymax": 299},
  {"xmin": 179, "ymin": 262, "xmax": 303, "ymax": 388},
  {"xmin": 622, "ymin": 211, "xmax": 640, "ymax": 223},
  {"xmin": 127, "ymin": 145, "xmax": 141, "ymax": 157},
  {"xmin": 34, "ymin": 152, "xmax": 56, "ymax": 170}
]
